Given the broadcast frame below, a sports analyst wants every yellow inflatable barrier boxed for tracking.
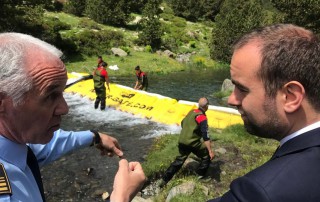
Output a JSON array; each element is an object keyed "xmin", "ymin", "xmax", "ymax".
[{"xmin": 65, "ymin": 72, "xmax": 243, "ymax": 129}]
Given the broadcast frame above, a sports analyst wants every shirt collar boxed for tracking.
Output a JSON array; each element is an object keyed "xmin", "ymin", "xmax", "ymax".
[
  {"xmin": 280, "ymin": 121, "xmax": 320, "ymax": 147},
  {"xmin": 0, "ymin": 135, "xmax": 28, "ymax": 170},
  {"xmin": 198, "ymin": 107, "xmax": 206, "ymax": 115}
]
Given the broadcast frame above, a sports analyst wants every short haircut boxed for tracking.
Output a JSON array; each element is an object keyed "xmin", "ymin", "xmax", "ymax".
[
  {"xmin": 198, "ymin": 97, "xmax": 209, "ymax": 108},
  {"xmin": 0, "ymin": 32, "xmax": 63, "ymax": 106},
  {"xmin": 233, "ymin": 24, "xmax": 320, "ymax": 111}
]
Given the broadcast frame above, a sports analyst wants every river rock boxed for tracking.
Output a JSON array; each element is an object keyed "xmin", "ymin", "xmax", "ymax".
[
  {"xmin": 102, "ymin": 191, "xmax": 109, "ymax": 200},
  {"xmin": 201, "ymin": 185, "xmax": 209, "ymax": 195},
  {"xmin": 221, "ymin": 79, "xmax": 234, "ymax": 92},
  {"xmin": 132, "ymin": 196, "xmax": 153, "ymax": 202},
  {"xmin": 165, "ymin": 181, "xmax": 195, "ymax": 202},
  {"xmin": 184, "ymin": 157, "xmax": 199, "ymax": 171},
  {"xmin": 215, "ymin": 147, "xmax": 227, "ymax": 155},
  {"xmin": 163, "ymin": 50, "xmax": 176, "ymax": 58},
  {"xmin": 176, "ymin": 53, "xmax": 192, "ymax": 63},
  {"xmin": 111, "ymin": 47, "xmax": 128, "ymax": 57},
  {"xmin": 133, "ymin": 46, "xmax": 144, "ymax": 52}
]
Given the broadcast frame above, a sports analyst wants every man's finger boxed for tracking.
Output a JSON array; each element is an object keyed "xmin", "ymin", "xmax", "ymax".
[
  {"xmin": 118, "ymin": 159, "xmax": 129, "ymax": 172},
  {"xmin": 113, "ymin": 147, "xmax": 124, "ymax": 157}
]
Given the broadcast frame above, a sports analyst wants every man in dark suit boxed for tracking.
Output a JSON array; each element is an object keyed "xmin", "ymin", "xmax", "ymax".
[{"xmin": 208, "ymin": 24, "xmax": 320, "ymax": 201}]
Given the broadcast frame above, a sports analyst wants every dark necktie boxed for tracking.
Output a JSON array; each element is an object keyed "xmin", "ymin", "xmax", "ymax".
[{"xmin": 27, "ymin": 146, "xmax": 46, "ymax": 202}]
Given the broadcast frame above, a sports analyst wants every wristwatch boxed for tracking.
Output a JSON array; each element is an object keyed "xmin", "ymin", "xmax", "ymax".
[{"xmin": 90, "ymin": 129, "xmax": 101, "ymax": 146}]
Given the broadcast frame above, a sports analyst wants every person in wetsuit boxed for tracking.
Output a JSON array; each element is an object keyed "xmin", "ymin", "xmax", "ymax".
[
  {"xmin": 134, "ymin": 65, "xmax": 148, "ymax": 91},
  {"xmin": 93, "ymin": 61, "xmax": 110, "ymax": 110},
  {"xmin": 97, "ymin": 55, "xmax": 104, "ymax": 67}
]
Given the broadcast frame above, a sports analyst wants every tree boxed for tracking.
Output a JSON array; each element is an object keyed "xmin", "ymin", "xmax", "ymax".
[
  {"xmin": 70, "ymin": 29, "xmax": 126, "ymax": 56},
  {"xmin": 127, "ymin": 0, "xmax": 148, "ymax": 14},
  {"xmin": 0, "ymin": 0, "xmax": 75, "ymax": 55},
  {"xmin": 270, "ymin": 0, "xmax": 320, "ymax": 34},
  {"xmin": 138, "ymin": 0, "xmax": 163, "ymax": 50},
  {"xmin": 85, "ymin": 0, "xmax": 132, "ymax": 26},
  {"xmin": 202, "ymin": 0, "xmax": 224, "ymax": 21},
  {"xmin": 210, "ymin": 0, "xmax": 264, "ymax": 62},
  {"xmin": 168, "ymin": 0, "xmax": 222, "ymax": 22},
  {"xmin": 0, "ymin": 0, "xmax": 50, "ymax": 32},
  {"xmin": 64, "ymin": 0, "xmax": 87, "ymax": 16}
]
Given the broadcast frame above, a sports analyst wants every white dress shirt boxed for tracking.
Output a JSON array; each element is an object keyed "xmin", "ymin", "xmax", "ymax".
[{"xmin": 280, "ymin": 121, "xmax": 320, "ymax": 147}]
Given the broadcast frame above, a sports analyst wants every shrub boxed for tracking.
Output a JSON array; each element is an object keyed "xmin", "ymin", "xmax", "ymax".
[
  {"xmin": 120, "ymin": 46, "xmax": 131, "ymax": 55},
  {"xmin": 43, "ymin": 17, "xmax": 71, "ymax": 31},
  {"xmin": 78, "ymin": 18, "xmax": 101, "ymax": 30},
  {"xmin": 57, "ymin": 37, "xmax": 79, "ymax": 57},
  {"xmin": 70, "ymin": 29, "xmax": 126, "ymax": 56},
  {"xmin": 171, "ymin": 16, "xmax": 187, "ymax": 28},
  {"xmin": 193, "ymin": 56, "xmax": 206, "ymax": 67},
  {"xmin": 63, "ymin": 0, "xmax": 86, "ymax": 16},
  {"xmin": 145, "ymin": 45, "xmax": 152, "ymax": 53},
  {"xmin": 162, "ymin": 18, "xmax": 192, "ymax": 45},
  {"xmin": 160, "ymin": 12, "xmax": 175, "ymax": 21},
  {"xmin": 50, "ymin": 1, "xmax": 63, "ymax": 12},
  {"xmin": 161, "ymin": 35, "xmax": 180, "ymax": 52},
  {"xmin": 41, "ymin": 17, "xmax": 72, "ymax": 51}
]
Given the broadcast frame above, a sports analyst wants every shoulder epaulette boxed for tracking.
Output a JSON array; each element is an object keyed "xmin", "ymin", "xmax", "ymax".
[{"xmin": 0, "ymin": 163, "xmax": 12, "ymax": 195}]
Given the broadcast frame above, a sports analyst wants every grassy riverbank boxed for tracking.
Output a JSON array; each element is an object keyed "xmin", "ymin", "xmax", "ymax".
[
  {"xmin": 65, "ymin": 51, "xmax": 184, "ymax": 76},
  {"xmin": 46, "ymin": 11, "xmax": 227, "ymax": 77},
  {"xmin": 142, "ymin": 124, "xmax": 278, "ymax": 201},
  {"xmin": 64, "ymin": 49, "xmax": 227, "ymax": 77}
]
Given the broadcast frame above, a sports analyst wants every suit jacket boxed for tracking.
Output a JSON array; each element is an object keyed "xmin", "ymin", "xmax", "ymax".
[{"xmin": 208, "ymin": 127, "xmax": 320, "ymax": 202}]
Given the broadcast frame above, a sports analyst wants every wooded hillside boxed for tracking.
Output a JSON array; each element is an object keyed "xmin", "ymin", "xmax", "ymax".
[{"xmin": 1, "ymin": 0, "xmax": 319, "ymax": 63}]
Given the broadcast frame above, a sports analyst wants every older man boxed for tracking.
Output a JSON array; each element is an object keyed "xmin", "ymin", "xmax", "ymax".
[
  {"xmin": 0, "ymin": 33, "xmax": 145, "ymax": 202},
  {"xmin": 208, "ymin": 24, "xmax": 320, "ymax": 202}
]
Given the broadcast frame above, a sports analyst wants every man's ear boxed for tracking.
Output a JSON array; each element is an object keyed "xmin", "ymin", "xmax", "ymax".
[{"xmin": 282, "ymin": 81, "xmax": 305, "ymax": 113}]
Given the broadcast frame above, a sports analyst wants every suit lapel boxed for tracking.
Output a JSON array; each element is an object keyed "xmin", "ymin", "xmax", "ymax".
[{"xmin": 270, "ymin": 127, "xmax": 320, "ymax": 160}]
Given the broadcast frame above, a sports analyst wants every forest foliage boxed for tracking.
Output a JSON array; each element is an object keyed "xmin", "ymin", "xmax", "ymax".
[{"xmin": 1, "ymin": 0, "xmax": 319, "ymax": 63}]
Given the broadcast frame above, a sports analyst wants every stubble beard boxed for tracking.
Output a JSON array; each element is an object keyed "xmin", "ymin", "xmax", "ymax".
[{"xmin": 243, "ymin": 98, "xmax": 287, "ymax": 140}]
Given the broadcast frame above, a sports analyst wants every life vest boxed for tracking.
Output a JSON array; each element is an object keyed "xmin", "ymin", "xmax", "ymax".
[
  {"xmin": 136, "ymin": 71, "xmax": 148, "ymax": 86},
  {"xmin": 93, "ymin": 67, "xmax": 108, "ymax": 89},
  {"xmin": 178, "ymin": 109, "xmax": 207, "ymax": 146}
]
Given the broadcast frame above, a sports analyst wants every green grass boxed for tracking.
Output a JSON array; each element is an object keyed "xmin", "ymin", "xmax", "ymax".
[
  {"xmin": 213, "ymin": 90, "xmax": 232, "ymax": 99},
  {"xmin": 45, "ymin": 12, "xmax": 80, "ymax": 27},
  {"xmin": 64, "ymin": 50, "xmax": 229, "ymax": 78},
  {"xmin": 143, "ymin": 124, "xmax": 278, "ymax": 201},
  {"xmin": 64, "ymin": 50, "xmax": 187, "ymax": 76},
  {"xmin": 46, "ymin": 11, "xmax": 139, "ymax": 42}
]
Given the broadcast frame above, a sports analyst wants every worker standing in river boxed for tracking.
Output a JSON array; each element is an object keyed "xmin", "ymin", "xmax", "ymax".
[
  {"xmin": 97, "ymin": 55, "xmax": 104, "ymax": 67},
  {"xmin": 134, "ymin": 65, "xmax": 148, "ymax": 91},
  {"xmin": 93, "ymin": 61, "xmax": 110, "ymax": 110}
]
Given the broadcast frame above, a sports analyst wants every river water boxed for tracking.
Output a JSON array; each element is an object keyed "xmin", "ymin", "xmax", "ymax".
[
  {"xmin": 111, "ymin": 69, "xmax": 228, "ymax": 105},
  {"xmin": 41, "ymin": 69, "xmax": 227, "ymax": 201}
]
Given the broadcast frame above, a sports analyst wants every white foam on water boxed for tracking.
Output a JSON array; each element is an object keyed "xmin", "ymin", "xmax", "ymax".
[
  {"xmin": 140, "ymin": 124, "xmax": 181, "ymax": 139},
  {"xmin": 63, "ymin": 93, "xmax": 180, "ymax": 138}
]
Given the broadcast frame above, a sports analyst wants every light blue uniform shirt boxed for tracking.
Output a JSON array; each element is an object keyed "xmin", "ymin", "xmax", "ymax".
[{"xmin": 0, "ymin": 129, "xmax": 93, "ymax": 201}]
